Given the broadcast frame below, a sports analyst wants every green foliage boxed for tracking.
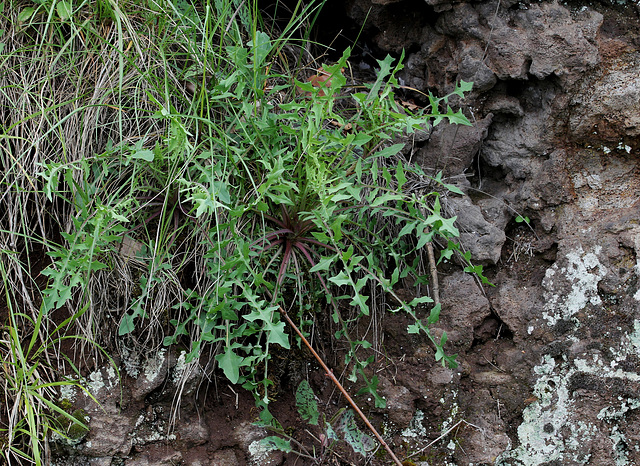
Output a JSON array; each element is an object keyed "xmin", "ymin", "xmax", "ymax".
[
  {"xmin": 0, "ymin": 257, "xmax": 98, "ymax": 465},
  {"xmin": 296, "ymin": 380, "xmax": 319, "ymax": 426},
  {"xmin": 262, "ymin": 380, "xmax": 376, "ymax": 461},
  {"xmin": 0, "ymin": 0, "xmax": 487, "ymax": 460}
]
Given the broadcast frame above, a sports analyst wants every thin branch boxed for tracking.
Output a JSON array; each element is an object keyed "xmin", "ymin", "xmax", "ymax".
[
  {"xmin": 277, "ymin": 306, "xmax": 404, "ymax": 466},
  {"xmin": 426, "ymin": 242, "xmax": 440, "ymax": 305}
]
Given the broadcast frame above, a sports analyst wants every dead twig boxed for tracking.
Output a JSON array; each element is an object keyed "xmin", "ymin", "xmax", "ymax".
[
  {"xmin": 277, "ymin": 305, "xmax": 404, "ymax": 466},
  {"xmin": 426, "ymin": 242, "xmax": 440, "ymax": 305}
]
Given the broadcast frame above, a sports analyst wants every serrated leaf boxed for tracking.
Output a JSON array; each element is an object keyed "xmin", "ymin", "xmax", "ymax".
[
  {"xmin": 453, "ymin": 80, "xmax": 473, "ymax": 97},
  {"xmin": 216, "ymin": 348, "xmax": 243, "ymax": 384},
  {"xmin": 350, "ymin": 293, "xmax": 369, "ymax": 315},
  {"xmin": 407, "ymin": 323, "xmax": 421, "ymax": 334},
  {"xmin": 309, "ymin": 255, "xmax": 336, "ymax": 273},
  {"xmin": 428, "ymin": 304, "xmax": 441, "ymax": 324},
  {"xmin": 265, "ymin": 320, "xmax": 290, "ymax": 349},
  {"xmin": 328, "ymin": 271, "xmax": 351, "ymax": 287},
  {"xmin": 295, "ymin": 380, "xmax": 319, "ymax": 425},
  {"xmin": 398, "ymin": 221, "xmax": 416, "ymax": 238}
]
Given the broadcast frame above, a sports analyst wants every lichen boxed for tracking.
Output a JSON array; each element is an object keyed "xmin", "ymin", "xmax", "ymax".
[
  {"xmin": 496, "ymin": 318, "xmax": 640, "ymax": 464},
  {"xmin": 401, "ymin": 410, "xmax": 427, "ymax": 439},
  {"xmin": 85, "ymin": 366, "xmax": 117, "ymax": 396},
  {"xmin": 542, "ymin": 244, "xmax": 606, "ymax": 326},
  {"xmin": 142, "ymin": 348, "xmax": 166, "ymax": 382},
  {"xmin": 495, "ymin": 355, "xmax": 598, "ymax": 465}
]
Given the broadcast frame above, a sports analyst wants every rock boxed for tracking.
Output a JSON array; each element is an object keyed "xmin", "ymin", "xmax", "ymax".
[
  {"xmin": 234, "ymin": 421, "xmax": 283, "ymax": 466},
  {"xmin": 438, "ymin": 271, "xmax": 492, "ymax": 350},
  {"xmin": 210, "ymin": 449, "xmax": 241, "ymax": 465},
  {"xmin": 125, "ymin": 450, "xmax": 182, "ymax": 465},
  {"xmin": 569, "ymin": 53, "xmax": 640, "ymax": 144},
  {"xmin": 378, "ymin": 377, "xmax": 415, "ymax": 427},
  {"xmin": 174, "ymin": 418, "xmax": 209, "ymax": 448},
  {"xmin": 485, "ymin": 3, "xmax": 601, "ymax": 82},
  {"xmin": 82, "ymin": 409, "xmax": 134, "ymax": 457},
  {"xmin": 132, "ymin": 349, "xmax": 168, "ymax": 401},
  {"xmin": 444, "ymin": 195, "xmax": 506, "ymax": 264},
  {"xmin": 416, "ymin": 114, "xmax": 493, "ymax": 177}
]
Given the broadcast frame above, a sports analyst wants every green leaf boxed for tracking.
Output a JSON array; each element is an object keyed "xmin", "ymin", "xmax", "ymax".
[
  {"xmin": 453, "ymin": 80, "xmax": 473, "ymax": 98},
  {"xmin": 216, "ymin": 348, "xmax": 243, "ymax": 384},
  {"xmin": 427, "ymin": 304, "xmax": 441, "ymax": 324},
  {"xmin": 408, "ymin": 296, "xmax": 434, "ymax": 306},
  {"xmin": 375, "ymin": 143, "xmax": 405, "ymax": 159},
  {"xmin": 265, "ymin": 320, "xmax": 290, "ymax": 349},
  {"xmin": 397, "ymin": 221, "xmax": 416, "ymax": 238},
  {"xmin": 130, "ymin": 149, "xmax": 154, "ymax": 162},
  {"xmin": 295, "ymin": 380, "xmax": 319, "ymax": 425},
  {"xmin": 119, "ymin": 314, "xmax": 135, "ymax": 336},
  {"xmin": 309, "ymin": 255, "xmax": 336, "ymax": 273},
  {"xmin": 353, "ymin": 133, "xmax": 373, "ymax": 146},
  {"xmin": 350, "ymin": 293, "xmax": 369, "ymax": 315},
  {"xmin": 328, "ymin": 271, "xmax": 351, "ymax": 287},
  {"xmin": 18, "ymin": 7, "xmax": 35, "ymax": 22},
  {"xmin": 396, "ymin": 161, "xmax": 406, "ymax": 190},
  {"xmin": 407, "ymin": 323, "xmax": 421, "ymax": 334},
  {"xmin": 248, "ymin": 31, "xmax": 272, "ymax": 67},
  {"xmin": 342, "ymin": 245, "xmax": 354, "ymax": 262},
  {"xmin": 443, "ymin": 183, "xmax": 464, "ymax": 195},
  {"xmin": 56, "ymin": 0, "xmax": 72, "ymax": 20},
  {"xmin": 260, "ymin": 436, "xmax": 292, "ymax": 453}
]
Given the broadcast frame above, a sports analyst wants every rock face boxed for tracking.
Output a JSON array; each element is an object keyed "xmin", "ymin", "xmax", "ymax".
[
  {"xmin": 337, "ymin": 0, "xmax": 640, "ymax": 464},
  {"xmin": 52, "ymin": 1, "xmax": 640, "ymax": 465}
]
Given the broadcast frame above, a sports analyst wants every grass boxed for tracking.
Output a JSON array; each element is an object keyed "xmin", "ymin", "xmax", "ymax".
[{"xmin": 0, "ymin": 0, "xmax": 482, "ymax": 463}]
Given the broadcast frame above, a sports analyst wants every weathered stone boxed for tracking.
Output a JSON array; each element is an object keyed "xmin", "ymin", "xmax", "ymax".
[
  {"xmin": 132, "ymin": 349, "xmax": 168, "ymax": 401},
  {"xmin": 210, "ymin": 449, "xmax": 241, "ymax": 465},
  {"xmin": 378, "ymin": 377, "xmax": 415, "ymax": 427},
  {"xmin": 445, "ymin": 195, "xmax": 506, "ymax": 264},
  {"xmin": 416, "ymin": 114, "xmax": 492, "ymax": 177},
  {"xmin": 570, "ymin": 53, "xmax": 640, "ymax": 143},
  {"xmin": 438, "ymin": 271, "xmax": 492, "ymax": 350}
]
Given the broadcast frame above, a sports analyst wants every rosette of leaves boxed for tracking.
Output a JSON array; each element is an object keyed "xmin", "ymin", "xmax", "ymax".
[{"xmin": 164, "ymin": 31, "xmax": 485, "ymax": 415}]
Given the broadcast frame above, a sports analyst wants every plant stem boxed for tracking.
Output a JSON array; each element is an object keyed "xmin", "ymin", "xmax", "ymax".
[
  {"xmin": 277, "ymin": 306, "xmax": 404, "ymax": 466},
  {"xmin": 426, "ymin": 242, "xmax": 440, "ymax": 305}
]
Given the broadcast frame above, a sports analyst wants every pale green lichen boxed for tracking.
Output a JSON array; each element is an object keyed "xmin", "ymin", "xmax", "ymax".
[
  {"xmin": 401, "ymin": 409, "xmax": 427, "ymax": 439},
  {"xmin": 498, "ymin": 242, "xmax": 640, "ymax": 465},
  {"xmin": 248, "ymin": 439, "xmax": 281, "ymax": 465},
  {"xmin": 495, "ymin": 355, "xmax": 598, "ymax": 465},
  {"xmin": 542, "ymin": 245, "xmax": 606, "ymax": 326},
  {"xmin": 142, "ymin": 348, "xmax": 166, "ymax": 382},
  {"xmin": 496, "ymin": 317, "xmax": 640, "ymax": 465},
  {"xmin": 85, "ymin": 366, "xmax": 117, "ymax": 396}
]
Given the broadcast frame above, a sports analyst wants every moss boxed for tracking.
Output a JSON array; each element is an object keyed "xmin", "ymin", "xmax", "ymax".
[
  {"xmin": 57, "ymin": 398, "xmax": 74, "ymax": 412},
  {"xmin": 54, "ymin": 408, "xmax": 89, "ymax": 444}
]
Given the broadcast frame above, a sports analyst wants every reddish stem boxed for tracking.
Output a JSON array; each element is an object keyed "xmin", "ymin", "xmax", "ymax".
[{"xmin": 277, "ymin": 306, "xmax": 404, "ymax": 466}]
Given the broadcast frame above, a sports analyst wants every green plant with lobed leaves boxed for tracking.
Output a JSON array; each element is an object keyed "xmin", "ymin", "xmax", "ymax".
[
  {"xmin": 157, "ymin": 29, "xmax": 485, "ymax": 418},
  {"xmin": 259, "ymin": 379, "xmax": 377, "ymax": 463},
  {"xmin": 1, "ymin": 0, "xmax": 487, "ymax": 462}
]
